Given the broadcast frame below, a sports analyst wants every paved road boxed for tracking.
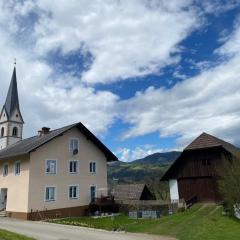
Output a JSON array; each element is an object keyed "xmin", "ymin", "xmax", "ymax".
[{"xmin": 0, "ymin": 218, "xmax": 175, "ymax": 240}]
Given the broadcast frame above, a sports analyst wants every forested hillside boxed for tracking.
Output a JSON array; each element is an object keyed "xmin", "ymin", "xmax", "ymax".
[{"xmin": 108, "ymin": 151, "xmax": 181, "ymax": 199}]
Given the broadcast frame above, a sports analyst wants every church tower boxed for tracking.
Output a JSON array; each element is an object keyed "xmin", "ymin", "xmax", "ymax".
[{"xmin": 0, "ymin": 66, "xmax": 24, "ymax": 150}]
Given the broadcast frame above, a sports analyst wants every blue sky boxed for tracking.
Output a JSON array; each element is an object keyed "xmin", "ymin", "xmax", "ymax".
[{"xmin": 1, "ymin": 0, "xmax": 240, "ymax": 161}]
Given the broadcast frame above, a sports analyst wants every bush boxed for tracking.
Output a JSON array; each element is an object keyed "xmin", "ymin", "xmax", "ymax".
[{"xmin": 218, "ymin": 156, "xmax": 240, "ymax": 217}]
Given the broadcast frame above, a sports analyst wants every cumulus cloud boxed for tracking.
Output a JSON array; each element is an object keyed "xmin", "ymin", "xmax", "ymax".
[
  {"xmin": 121, "ymin": 20, "xmax": 240, "ymax": 147},
  {"xmin": 33, "ymin": 0, "xmax": 199, "ymax": 84},
  {"xmin": 0, "ymin": 1, "xmax": 119, "ymax": 138},
  {"xmin": 116, "ymin": 145, "xmax": 168, "ymax": 162},
  {"xmin": 1, "ymin": 0, "xmax": 240, "ymax": 153}
]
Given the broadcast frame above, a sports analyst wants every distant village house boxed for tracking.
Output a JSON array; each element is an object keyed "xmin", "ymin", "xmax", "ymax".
[{"xmin": 113, "ymin": 183, "xmax": 156, "ymax": 201}]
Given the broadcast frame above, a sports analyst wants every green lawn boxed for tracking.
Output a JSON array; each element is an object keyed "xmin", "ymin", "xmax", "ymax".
[
  {"xmin": 51, "ymin": 204, "xmax": 240, "ymax": 240},
  {"xmin": 0, "ymin": 229, "xmax": 35, "ymax": 240}
]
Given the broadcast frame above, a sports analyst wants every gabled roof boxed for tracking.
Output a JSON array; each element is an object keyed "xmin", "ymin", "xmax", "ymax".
[
  {"xmin": 112, "ymin": 184, "xmax": 154, "ymax": 200},
  {"xmin": 0, "ymin": 122, "xmax": 118, "ymax": 161},
  {"xmin": 185, "ymin": 132, "xmax": 239, "ymax": 155},
  {"xmin": 3, "ymin": 67, "xmax": 22, "ymax": 120},
  {"xmin": 161, "ymin": 132, "xmax": 240, "ymax": 180}
]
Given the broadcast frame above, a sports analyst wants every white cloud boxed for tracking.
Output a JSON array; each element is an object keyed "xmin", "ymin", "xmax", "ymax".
[
  {"xmin": 116, "ymin": 145, "xmax": 167, "ymax": 162},
  {"xmin": 33, "ymin": 0, "xmax": 199, "ymax": 84},
  {"xmin": 0, "ymin": 1, "xmax": 119, "ymax": 138},
  {"xmin": 120, "ymin": 20, "xmax": 240, "ymax": 148},
  {"xmin": 0, "ymin": 0, "xmax": 204, "ymax": 140},
  {"xmin": 199, "ymin": 0, "xmax": 240, "ymax": 15},
  {"xmin": 216, "ymin": 17, "xmax": 240, "ymax": 56}
]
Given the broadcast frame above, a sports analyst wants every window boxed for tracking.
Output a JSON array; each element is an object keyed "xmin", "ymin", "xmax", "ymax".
[
  {"xmin": 3, "ymin": 164, "xmax": 8, "ymax": 176},
  {"xmin": 202, "ymin": 159, "xmax": 211, "ymax": 166},
  {"xmin": 15, "ymin": 161, "xmax": 21, "ymax": 175},
  {"xmin": 90, "ymin": 162, "xmax": 96, "ymax": 174},
  {"xmin": 90, "ymin": 185, "xmax": 96, "ymax": 202},
  {"xmin": 45, "ymin": 187, "xmax": 56, "ymax": 202},
  {"xmin": 69, "ymin": 138, "xmax": 79, "ymax": 152},
  {"xmin": 69, "ymin": 160, "xmax": 79, "ymax": 174},
  {"xmin": 1, "ymin": 127, "xmax": 4, "ymax": 137},
  {"xmin": 69, "ymin": 185, "xmax": 79, "ymax": 199},
  {"xmin": 45, "ymin": 160, "xmax": 57, "ymax": 174},
  {"xmin": 12, "ymin": 127, "xmax": 18, "ymax": 137}
]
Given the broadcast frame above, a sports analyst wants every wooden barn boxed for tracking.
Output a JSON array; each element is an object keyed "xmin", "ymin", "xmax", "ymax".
[
  {"xmin": 112, "ymin": 184, "xmax": 156, "ymax": 201},
  {"xmin": 161, "ymin": 133, "xmax": 239, "ymax": 204}
]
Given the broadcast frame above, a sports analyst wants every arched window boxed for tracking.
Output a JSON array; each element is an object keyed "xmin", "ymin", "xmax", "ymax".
[
  {"xmin": 12, "ymin": 127, "xmax": 18, "ymax": 137},
  {"xmin": 1, "ymin": 127, "xmax": 4, "ymax": 137}
]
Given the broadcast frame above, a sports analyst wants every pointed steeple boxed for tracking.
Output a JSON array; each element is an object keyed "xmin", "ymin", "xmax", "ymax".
[
  {"xmin": 0, "ymin": 64, "xmax": 24, "ymax": 149},
  {"xmin": 4, "ymin": 66, "xmax": 20, "ymax": 118}
]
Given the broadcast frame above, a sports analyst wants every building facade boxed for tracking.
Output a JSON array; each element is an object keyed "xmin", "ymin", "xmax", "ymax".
[{"xmin": 0, "ymin": 67, "xmax": 117, "ymax": 220}]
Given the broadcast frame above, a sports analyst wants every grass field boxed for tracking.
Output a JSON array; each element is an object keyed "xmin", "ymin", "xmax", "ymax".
[
  {"xmin": 0, "ymin": 229, "xmax": 35, "ymax": 240},
  {"xmin": 51, "ymin": 204, "xmax": 240, "ymax": 240}
]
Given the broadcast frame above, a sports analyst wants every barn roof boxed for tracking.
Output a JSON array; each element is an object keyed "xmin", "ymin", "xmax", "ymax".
[
  {"xmin": 113, "ymin": 184, "xmax": 150, "ymax": 200},
  {"xmin": 185, "ymin": 132, "xmax": 239, "ymax": 154},
  {"xmin": 161, "ymin": 132, "xmax": 240, "ymax": 180},
  {"xmin": 0, "ymin": 122, "xmax": 118, "ymax": 162}
]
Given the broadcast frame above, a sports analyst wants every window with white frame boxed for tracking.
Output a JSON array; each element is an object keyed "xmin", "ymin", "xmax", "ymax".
[
  {"xmin": 69, "ymin": 138, "xmax": 79, "ymax": 152},
  {"xmin": 90, "ymin": 185, "xmax": 96, "ymax": 201},
  {"xmin": 15, "ymin": 161, "xmax": 21, "ymax": 175},
  {"xmin": 69, "ymin": 160, "xmax": 79, "ymax": 174},
  {"xmin": 45, "ymin": 186, "xmax": 56, "ymax": 201},
  {"xmin": 69, "ymin": 185, "xmax": 79, "ymax": 199},
  {"xmin": 45, "ymin": 160, "xmax": 57, "ymax": 174},
  {"xmin": 89, "ymin": 162, "xmax": 97, "ymax": 174},
  {"xmin": 3, "ymin": 164, "xmax": 8, "ymax": 176}
]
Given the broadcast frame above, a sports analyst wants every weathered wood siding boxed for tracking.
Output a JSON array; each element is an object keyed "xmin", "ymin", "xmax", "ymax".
[
  {"xmin": 178, "ymin": 177, "xmax": 221, "ymax": 202},
  {"xmin": 168, "ymin": 147, "xmax": 231, "ymax": 202},
  {"xmin": 172, "ymin": 148, "xmax": 224, "ymax": 179}
]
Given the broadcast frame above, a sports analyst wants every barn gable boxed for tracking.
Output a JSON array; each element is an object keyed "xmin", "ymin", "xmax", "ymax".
[
  {"xmin": 162, "ymin": 133, "xmax": 239, "ymax": 181},
  {"xmin": 161, "ymin": 132, "xmax": 240, "ymax": 203}
]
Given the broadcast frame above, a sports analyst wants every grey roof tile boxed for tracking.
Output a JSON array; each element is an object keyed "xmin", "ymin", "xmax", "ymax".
[
  {"xmin": 113, "ymin": 184, "xmax": 146, "ymax": 200},
  {"xmin": 0, "ymin": 122, "xmax": 117, "ymax": 162}
]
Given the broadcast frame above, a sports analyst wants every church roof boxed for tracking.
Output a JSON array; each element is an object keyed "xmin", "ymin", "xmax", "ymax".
[
  {"xmin": 0, "ymin": 122, "xmax": 118, "ymax": 162},
  {"xmin": 3, "ymin": 67, "xmax": 20, "ymax": 118}
]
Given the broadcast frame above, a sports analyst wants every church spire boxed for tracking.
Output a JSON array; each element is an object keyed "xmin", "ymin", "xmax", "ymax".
[
  {"xmin": 0, "ymin": 64, "xmax": 24, "ymax": 149},
  {"xmin": 4, "ymin": 66, "xmax": 20, "ymax": 118}
]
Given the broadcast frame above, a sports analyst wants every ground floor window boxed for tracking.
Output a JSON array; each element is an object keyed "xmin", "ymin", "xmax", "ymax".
[
  {"xmin": 90, "ymin": 185, "xmax": 96, "ymax": 202},
  {"xmin": 45, "ymin": 186, "xmax": 56, "ymax": 202},
  {"xmin": 69, "ymin": 185, "xmax": 79, "ymax": 199}
]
